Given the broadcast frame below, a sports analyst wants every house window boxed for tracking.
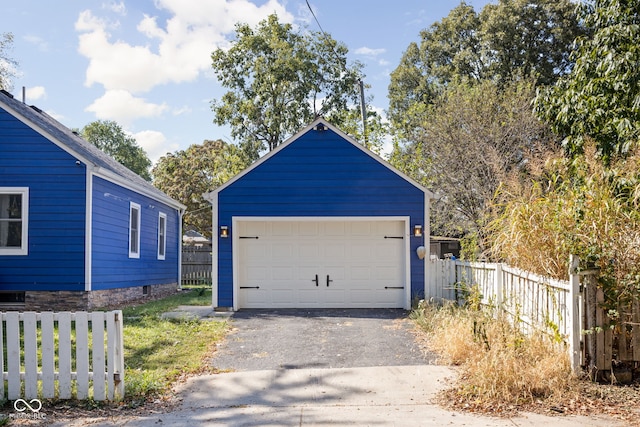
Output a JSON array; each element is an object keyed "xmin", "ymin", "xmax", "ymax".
[
  {"xmin": 129, "ymin": 202, "xmax": 141, "ymax": 258},
  {"xmin": 0, "ymin": 187, "xmax": 29, "ymax": 255},
  {"xmin": 157, "ymin": 212, "xmax": 167, "ymax": 260}
]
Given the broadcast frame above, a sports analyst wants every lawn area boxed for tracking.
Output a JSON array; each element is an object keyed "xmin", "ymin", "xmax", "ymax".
[{"xmin": 121, "ymin": 287, "xmax": 228, "ymax": 403}]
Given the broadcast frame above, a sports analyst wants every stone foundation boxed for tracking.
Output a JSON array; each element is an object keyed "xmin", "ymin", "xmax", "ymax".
[{"xmin": 14, "ymin": 283, "xmax": 180, "ymax": 312}]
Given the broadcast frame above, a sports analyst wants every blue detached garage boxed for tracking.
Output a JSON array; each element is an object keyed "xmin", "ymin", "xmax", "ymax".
[
  {"xmin": 0, "ymin": 90, "xmax": 185, "ymax": 311},
  {"xmin": 204, "ymin": 118, "xmax": 432, "ymax": 310}
]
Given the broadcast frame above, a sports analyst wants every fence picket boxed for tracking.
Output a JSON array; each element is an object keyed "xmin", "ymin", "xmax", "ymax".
[
  {"xmin": 75, "ymin": 312, "xmax": 90, "ymax": 399},
  {"xmin": 91, "ymin": 312, "xmax": 106, "ymax": 400},
  {"xmin": 634, "ymin": 301, "xmax": 640, "ymax": 361},
  {"xmin": 0, "ymin": 314, "xmax": 3, "ymax": 398},
  {"xmin": 23, "ymin": 312, "xmax": 38, "ymax": 399},
  {"xmin": 6, "ymin": 312, "xmax": 20, "ymax": 400},
  {"xmin": 40, "ymin": 312, "xmax": 56, "ymax": 398},
  {"xmin": 106, "ymin": 311, "xmax": 116, "ymax": 400},
  {"xmin": 58, "ymin": 313, "xmax": 73, "ymax": 399}
]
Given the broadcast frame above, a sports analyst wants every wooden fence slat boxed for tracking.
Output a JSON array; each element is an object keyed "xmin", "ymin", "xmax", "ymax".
[
  {"xmin": 91, "ymin": 312, "xmax": 106, "ymax": 400},
  {"xmin": 595, "ymin": 288, "xmax": 606, "ymax": 371},
  {"xmin": 23, "ymin": 312, "xmax": 38, "ymax": 399},
  {"xmin": 57, "ymin": 313, "xmax": 72, "ymax": 399},
  {"xmin": 6, "ymin": 312, "xmax": 21, "ymax": 400},
  {"xmin": 633, "ymin": 301, "xmax": 640, "ymax": 361},
  {"xmin": 40, "ymin": 312, "xmax": 56, "ymax": 398},
  {"xmin": 0, "ymin": 313, "xmax": 4, "ymax": 399},
  {"xmin": 106, "ymin": 311, "xmax": 116, "ymax": 401},
  {"xmin": 75, "ymin": 312, "xmax": 90, "ymax": 399}
]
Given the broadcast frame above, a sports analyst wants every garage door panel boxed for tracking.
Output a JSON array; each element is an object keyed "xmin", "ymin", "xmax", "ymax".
[
  {"xmin": 237, "ymin": 220, "xmax": 406, "ymax": 308},
  {"xmin": 325, "ymin": 221, "xmax": 346, "ymax": 235},
  {"xmin": 299, "ymin": 222, "xmax": 319, "ymax": 236},
  {"xmin": 272, "ymin": 221, "xmax": 294, "ymax": 236}
]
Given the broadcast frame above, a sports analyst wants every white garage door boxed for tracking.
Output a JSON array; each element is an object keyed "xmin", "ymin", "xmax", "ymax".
[{"xmin": 236, "ymin": 219, "xmax": 407, "ymax": 309}]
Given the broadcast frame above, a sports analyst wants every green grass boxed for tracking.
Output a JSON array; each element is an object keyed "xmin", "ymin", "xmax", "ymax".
[{"xmin": 121, "ymin": 288, "xmax": 228, "ymax": 403}]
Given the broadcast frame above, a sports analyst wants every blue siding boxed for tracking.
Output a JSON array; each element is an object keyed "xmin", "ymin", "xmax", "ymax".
[
  {"xmin": 0, "ymin": 108, "xmax": 86, "ymax": 291},
  {"xmin": 217, "ymin": 127, "xmax": 426, "ymax": 306},
  {"xmin": 91, "ymin": 177, "xmax": 180, "ymax": 290}
]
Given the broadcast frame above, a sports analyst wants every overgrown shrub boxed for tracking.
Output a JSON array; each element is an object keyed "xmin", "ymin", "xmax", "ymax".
[{"xmin": 487, "ymin": 143, "xmax": 640, "ymax": 318}]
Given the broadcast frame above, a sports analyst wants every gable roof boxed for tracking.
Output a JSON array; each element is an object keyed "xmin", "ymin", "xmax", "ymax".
[
  {"xmin": 0, "ymin": 90, "xmax": 184, "ymax": 211},
  {"xmin": 204, "ymin": 117, "xmax": 433, "ymax": 200}
]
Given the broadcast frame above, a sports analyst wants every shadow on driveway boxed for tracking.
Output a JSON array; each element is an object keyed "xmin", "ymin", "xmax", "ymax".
[{"xmin": 210, "ymin": 308, "xmax": 437, "ymax": 371}]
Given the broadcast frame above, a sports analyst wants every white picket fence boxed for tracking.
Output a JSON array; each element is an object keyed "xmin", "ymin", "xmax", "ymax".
[
  {"xmin": 427, "ymin": 257, "xmax": 582, "ymax": 372},
  {"xmin": 0, "ymin": 310, "xmax": 125, "ymax": 401}
]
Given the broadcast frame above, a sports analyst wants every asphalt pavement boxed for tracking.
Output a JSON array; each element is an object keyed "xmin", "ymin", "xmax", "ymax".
[{"xmin": 46, "ymin": 308, "xmax": 625, "ymax": 426}]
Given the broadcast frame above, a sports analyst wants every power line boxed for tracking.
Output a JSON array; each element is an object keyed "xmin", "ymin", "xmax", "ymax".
[{"xmin": 305, "ymin": 0, "xmax": 368, "ymax": 146}]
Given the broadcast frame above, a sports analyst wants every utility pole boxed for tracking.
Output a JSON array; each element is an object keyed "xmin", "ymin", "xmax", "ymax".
[{"xmin": 359, "ymin": 79, "xmax": 367, "ymax": 147}]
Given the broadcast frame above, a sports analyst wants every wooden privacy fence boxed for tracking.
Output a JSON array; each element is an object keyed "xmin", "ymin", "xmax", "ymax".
[
  {"xmin": 182, "ymin": 246, "xmax": 212, "ymax": 286},
  {"xmin": 427, "ymin": 258, "xmax": 583, "ymax": 373},
  {"xmin": 0, "ymin": 310, "xmax": 124, "ymax": 401}
]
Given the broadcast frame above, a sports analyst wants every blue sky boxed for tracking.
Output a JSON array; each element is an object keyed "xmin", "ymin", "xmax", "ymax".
[{"xmin": 3, "ymin": 0, "xmax": 491, "ymax": 163}]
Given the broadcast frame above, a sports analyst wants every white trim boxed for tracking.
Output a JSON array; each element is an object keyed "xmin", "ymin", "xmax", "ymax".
[
  {"xmin": 85, "ymin": 171, "xmax": 94, "ymax": 291},
  {"xmin": 178, "ymin": 209, "xmax": 184, "ymax": 290},
  {"xmin": 128, "ymin": 202, "xmax": 141, "ymax": 259},
  {"xmin": 231, "ymin": 216, "xmax": 411, "ymax": 310},
  {"xmin": 424, "ymin": 192, "xmax": 430, "ymax": 300},
  {"xmin": 211, "ymin": 194, "xmax": 219, "ymax": 308},
  {"xmin": 157, "ymin": 212, "xmax": 167, "ymax": 260},
  {"xmin": 0, "ymin": 97, "xmax": 185, "ymax": 212},
  {"xmin": 0, "ymin": 187, "xmax": 29, "ymax": 256},
  {"xmin": 203, "ymin": 118, "xmax": 434, "ymax": 202}
]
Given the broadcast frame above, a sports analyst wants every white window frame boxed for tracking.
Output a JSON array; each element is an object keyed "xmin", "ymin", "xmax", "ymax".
[
  {"xmin": 157, "ymin": 212, "xmax": 167, "ymax": 260},
  {"xmin": 129, "ymin": 202, "xmax": 141, "ymax": 259},
  {"xmin": 0, "ymin": 187, "xmax": 29, "ymax": 256}
]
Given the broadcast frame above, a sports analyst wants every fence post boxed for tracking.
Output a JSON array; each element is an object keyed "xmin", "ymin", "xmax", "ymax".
[{"xmin": 568, "ymin": 255, "xmax": 582, "ymax": 373}]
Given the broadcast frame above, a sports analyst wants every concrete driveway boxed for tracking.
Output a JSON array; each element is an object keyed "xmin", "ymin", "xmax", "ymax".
[{"xmin": 49, "ymin": 308, "xmax": 624, "ymax": 426}]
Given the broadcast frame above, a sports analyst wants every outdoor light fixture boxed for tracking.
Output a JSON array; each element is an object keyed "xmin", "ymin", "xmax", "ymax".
[
  {"xmin": 413, "ymin": 225, "xmax": 423, "ymax": 237},
  {"xmin": 220, "ymin": 226, "xmax": 229, "ymax": 238}
]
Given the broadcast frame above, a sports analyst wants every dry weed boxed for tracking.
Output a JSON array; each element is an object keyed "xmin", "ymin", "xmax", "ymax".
[{"xmin": 414, "ymin": 301, "xmax": 640, "ymax": 423}]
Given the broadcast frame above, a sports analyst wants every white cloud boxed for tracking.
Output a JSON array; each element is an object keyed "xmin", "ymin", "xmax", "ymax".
[
  {"xmin": 23, "ymin": 35, "xmax": 49, "ymax": 52},
  {"xmin": 172, "ymin": 105, "xmax": 192, "ymax": 116},
  {"xmin": 355, "ymin": 47, "xmax": 386, "ymax": 56},
  {"xmin": 103, "ymin": 1, "xmax": 126, "ymax": 15},
  {"xmin": 75, "ymin": 1, "xmax": 293, "ymax": 94},
  {"xmin": 85, "ymin": 89, "xmax": 168, "ymax": 125},
  {"xmin": 133, "ymin": 129, "xmax": 178, "ymax": 164},
  {"xmin": 26, "ymin": 86, "xmax": 46, "ymax": 101}
]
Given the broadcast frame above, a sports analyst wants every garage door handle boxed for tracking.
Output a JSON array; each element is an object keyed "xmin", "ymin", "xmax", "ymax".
[
  {"xmin": 326, "ymin": 275, "xmax": 333, "ymax": 287},
  {"xmin": 312, "ymin": 274, "xmax": 319, "ymax": 286}
]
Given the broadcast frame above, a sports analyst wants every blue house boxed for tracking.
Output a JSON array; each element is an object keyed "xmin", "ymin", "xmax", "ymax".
[
  {"xmin": 0, "ymin": 90, "xmax": 185, "ymax": 311},
  {"xmin": 204, "ymin": 118, "xmax": 432, "ymax": 310}
]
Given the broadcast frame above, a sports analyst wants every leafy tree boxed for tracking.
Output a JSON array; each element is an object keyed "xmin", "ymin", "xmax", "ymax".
[
  {"xmin": 211, "ymin": 14, "xmax": 364, "ymax": 159},
  {"xmin": 0, "ymin": 32, "xmax": 17, "ymax": 91},
  {"xmin": 388, "ymin": 2, "xmax": 480, "ymax": 134},
  {"xmin": 152, "ymin": 140, "xmax": 247, "ymax": 237},
  {"xmin": 388, "ymin": 0, "xmax": 583, "ymax": 134},
  {"xmin": 81, "ymin": 121, "xmax": 152, "ymax": 181},
  {"xmin": 390, "ymin": 77, "xmax": 558, "ymax": 246},
  {"xmin": 534, "ymin": 0, "xmax": 640, "ymax": 163},
  {"xmin": 480, "ymin": 0, "xmax": 583, "ymax": 87},
  {"xmin": 328, "ymin": 107, "xmax": 389, "ymax": 155}
]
